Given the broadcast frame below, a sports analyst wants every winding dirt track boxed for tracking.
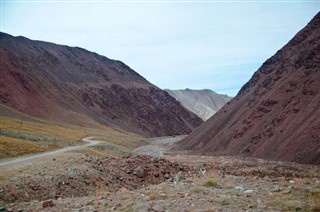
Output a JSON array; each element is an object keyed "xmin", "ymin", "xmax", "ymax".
[
  {"xmin": 0, "ymin": 136, "xmax": 184, "ymax": 172},
  {"xmin": 0, "ymin": 137, "xmax": 101, "ymax": 170}
]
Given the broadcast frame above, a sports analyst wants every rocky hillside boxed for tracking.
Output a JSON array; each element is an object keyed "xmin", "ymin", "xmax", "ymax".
[
  {"xmin": 173, "ymin": 12, "xmax": 320, "ymax": 165},
  {"xmin": 165, "ymin": 89, "xmax": 232, "ymax": 120},
  {"xmin": 0, "ymin": 32, "xmax": 203, "ymax": 137}
]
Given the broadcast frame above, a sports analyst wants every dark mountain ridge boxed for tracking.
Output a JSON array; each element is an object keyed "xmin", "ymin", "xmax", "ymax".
[
  {"xmin": 0, "ymin": 32, "xmax": 203, "ymax": 137},
  {"xmin": 173, "ymin": 12, "xmax": 320, "ymax": 165}
]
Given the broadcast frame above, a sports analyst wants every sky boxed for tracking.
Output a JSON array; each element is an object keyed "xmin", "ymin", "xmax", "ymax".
[{"xmin": 1, "ymin": 1, "xmax": 319, "ymax": 96}]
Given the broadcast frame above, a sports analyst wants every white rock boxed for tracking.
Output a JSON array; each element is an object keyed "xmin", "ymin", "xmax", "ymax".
[
  {"xmin": 244, "ymin": 189, "xmax": 254, "ymax": 194},
  {"xmin": 234, "ymin": 186, "xmax": 245, "ymax": 191}
]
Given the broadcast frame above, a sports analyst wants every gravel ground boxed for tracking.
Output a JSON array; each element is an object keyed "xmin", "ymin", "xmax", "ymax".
[{"xmin": 0, "ymin": 136, "xmax": 319, "ymax": 212}]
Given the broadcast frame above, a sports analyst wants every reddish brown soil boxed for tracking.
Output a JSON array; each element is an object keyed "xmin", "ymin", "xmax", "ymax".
[
  {"xmin": 0, "ymin": 33, "xmax": 203, "ymax": 136},
  {"xmin": 173, "ymin": 13, "xmax": 320, "ymax": 165},
  {"xmin": 0, "ymin": 154, "xmax": 195, "ymax": 203}
]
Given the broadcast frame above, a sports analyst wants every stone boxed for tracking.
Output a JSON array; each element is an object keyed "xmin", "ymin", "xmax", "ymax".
[
  {"xmin": 134, "ymin": 166, "xmax": 145, "ymax": 178},
  {"xmin": 272, "ymin": 184, "xmax": 280, "ymax": 192},
  {"xmin": 119, "ymin": 187, "xmax": 128, "ymax": 192},
  {"xmin": 283, "ymin": 188, "xmax": 292, "ymax": 194},
  {"xmin": 160, "ymin": 193, "xmax": 167, "ymax": 199},
  {"xmin": 244, "ymin": 189, "xmax": 254, "ymax": 194},
  {"xmin": 234, "ymin": 186, "xmax": 245, "ymax": 191},
  {"xmin": 174, "ymin": 173, "xmax": 183, "ymax": 184},
  {"xmin": 98, "ymin": 199, "xmax": 107, "ymax": 206},
  {"xmin": 123, "ymin": 153, "xmax": 131, "ymax": 158},
  {"xmin": 257, "ymin": 199, "xmax": 263, "ymax": 205},
  {"xmin": 151, "ymin": 157, "xmax": 160, "ymax": 163},
  {"xmin": 43, "ymin": 199, "xmax": 54, "ymax": 208},
  {"xmin": 133, "ymin": 203, "xmax": 151, "ymax": 212},
  {"xmin": 152, "ymin": 204, "xmax": 164, "ymax": 212}
]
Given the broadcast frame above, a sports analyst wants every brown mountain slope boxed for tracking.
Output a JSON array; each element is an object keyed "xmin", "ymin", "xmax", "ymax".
[
  {"xmin": 0, "ymin": 32, "xmax": 203, "ymax": 137},
  {"xmin": 173, "ymin": 12, "xmax": 320, "ymax": 165}
]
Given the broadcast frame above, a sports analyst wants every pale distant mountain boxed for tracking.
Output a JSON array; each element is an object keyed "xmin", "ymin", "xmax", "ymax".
[{"xmin": 165, "ymin": 89, "xmax": 232, "ymax": 121}]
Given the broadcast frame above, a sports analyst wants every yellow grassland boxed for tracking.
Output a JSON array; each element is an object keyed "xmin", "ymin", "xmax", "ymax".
[
  {"xmin": 0, "ymin": 136, "xmax": 53, "ymax": 158},
  {"xmin": 0, "ymin": 115, "xmax": 148, "ymax": 159}
]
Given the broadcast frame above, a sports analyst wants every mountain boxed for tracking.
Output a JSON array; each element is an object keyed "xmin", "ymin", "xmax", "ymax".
[
  {"xmin": 0, "ymin": 32, "xmax": 203, "ymax": 137},
  {"xmin": 165, "ymin": 89, "xmax": 232, "ymax": 120},
  {"xmin": 173, "ymin": 13, "xmax": 320, "ymax": 165}
]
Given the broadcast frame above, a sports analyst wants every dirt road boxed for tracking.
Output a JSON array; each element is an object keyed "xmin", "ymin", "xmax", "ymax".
[
  {"xmin": 0, "ymin": 136, "xmax": 100, "ymax": 170},
  {"xmin": 133, "ymin": 135, "xmax": 185, "ymax": 157}
]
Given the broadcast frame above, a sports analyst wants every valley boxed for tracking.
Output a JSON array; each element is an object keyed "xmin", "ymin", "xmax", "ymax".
[{"xmin": 0, "ymin": 10, "xmax": 319, "ymax": 212}]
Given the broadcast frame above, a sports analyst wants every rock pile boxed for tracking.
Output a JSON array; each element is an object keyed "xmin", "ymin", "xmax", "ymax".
[{"xmin": 0, "ymin": 155, "xmax": 195, "ymax": 203}]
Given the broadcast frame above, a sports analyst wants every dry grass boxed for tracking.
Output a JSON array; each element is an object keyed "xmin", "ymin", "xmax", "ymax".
[
  {"xmin": 148, "ymin": 191, "xmax": 162, "ymax": 200},
  {"xmin": 94, "ymin": 134, "xmax": 149, "ymax": 149},
  {"xmin": 0, "ymin": 136, "xmax": 46, "ymax": 158},
  {"xmin": 311, "ymin": 206, "xmax": 320, "ymax": 212},
  {"xmin": 309, "ymin": 189, "xmax": 320, "ymax": 202},
  {"xmin": 309, "ymin": 189, "xmax": 320, "ymax": 212},
  {"xmin": 192, "ymin": 188, "xmax": 203, "ymax": 194},
  {"xmin": 0, "ymin": 115, "xmax": 148, "ymax": 159},
  {"xmin": 0, "ymin": 116, "xmax": 85, "ymax": 158},
  {"xmin": 1, "ymin": 116, "xmax": 86, "ymax": 143},
  {"xmin": 203, "ymin": 179, "xmax": 218, "ymax": 188}
]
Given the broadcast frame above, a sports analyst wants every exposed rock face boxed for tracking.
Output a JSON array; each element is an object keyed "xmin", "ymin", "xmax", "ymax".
[
  {"xmin": 0, "ymin": 32, "xmax": 203, "ymax": 137},
  {"xmin": 173, "ymin": 12, "xmax": 320, "ymax": 165},
  {"xmin": 165, "ymin": 89, "xmax": 232, "ymax": 120}
]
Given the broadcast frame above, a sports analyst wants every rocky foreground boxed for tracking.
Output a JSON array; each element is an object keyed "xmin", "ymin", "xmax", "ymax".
[{"xmin": 0, "ymin": 151, "xmax": 319, "ymax": 212}]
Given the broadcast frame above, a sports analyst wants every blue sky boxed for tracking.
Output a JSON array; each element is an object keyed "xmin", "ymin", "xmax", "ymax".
[{"xmin": 1, "ymin": 1, "xmax": 319, "ymax": 96}]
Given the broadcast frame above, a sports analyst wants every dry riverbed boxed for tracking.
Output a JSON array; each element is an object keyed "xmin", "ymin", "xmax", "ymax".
[{"xmin": 0, "ymin": 136, "xmax": 319, "ymax": 212}]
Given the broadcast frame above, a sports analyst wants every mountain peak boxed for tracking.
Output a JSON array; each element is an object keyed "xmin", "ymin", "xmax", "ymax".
[{"xmin": 166, "ymin": 89, "xmax": 232, "ymax": 121}]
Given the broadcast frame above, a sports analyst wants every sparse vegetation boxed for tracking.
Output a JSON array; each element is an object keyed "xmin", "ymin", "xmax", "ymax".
[
  {"xmin": 148, "ymin": 191, "xmax": 162, "ymax": 200},
  {"xmin": 0, "ymin": 115, "xmax": 148, "ymax": 159},
  {"xmin": 219, "ymin": 199, "xmax": 230, "ymax": 206},
  {"xmin": 0, "ymin": 116, "xmax": 86, "ymax": 158},
  {"xmin": 311, "ymin": 205, "xmax": 320, "ymax": 212},
  {"xmin": 192, "ymin": 188, "xmax": 203, "ymax": 194},
  {"xmin": 0, "ymin": 136, "xmax": 47, "ymax": 158},
  {"xmin": 309, "ymin": 189, "xmax": 320, "ymax": 202},
  {"xmin": 182, "ymin": 180, "xmax": 194, "ymax": 184},
  {"xmin": 308, "ymin": 189, "xmax": 320, "ymax": 212},
  {"xmin": 203, "ymin": 178, "xmax": 218, "ymax": 188}
]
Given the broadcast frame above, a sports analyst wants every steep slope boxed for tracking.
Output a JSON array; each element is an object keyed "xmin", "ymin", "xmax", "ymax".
[
  {"xmin": 165, "ymin": 89, "xmax": 232, "ymax": 120},
  {"xmin": 0, "ymin": 32, "xmax": 203, "ymax": 137},
  {"xmin": 173, "ymin": 12, "xmax": 320, "ymax": 165}
]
